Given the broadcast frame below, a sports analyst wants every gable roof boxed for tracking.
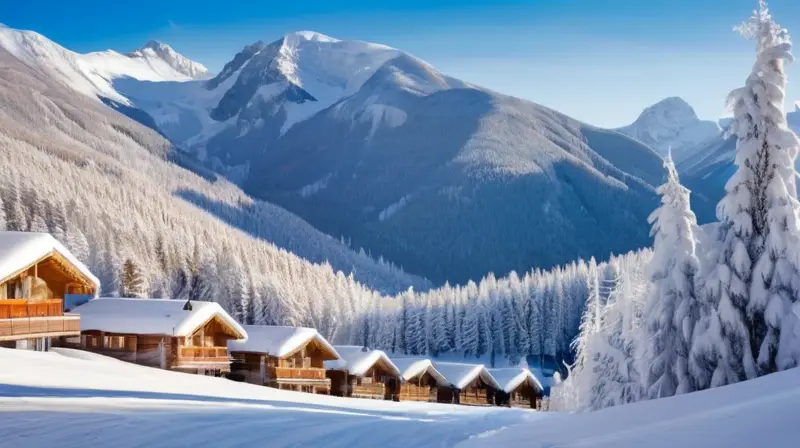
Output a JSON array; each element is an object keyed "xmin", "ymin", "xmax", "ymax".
[
  {"xmin": 434, "ymin": 362, "xmax": 500, "ymax": 390},
  {"xmin": 73, "ymin": 298, "xmax": 247, "ymax": 339},
  {"xmin": 391, "ymin": 357, "xmax": 448, "ymax": 386},
  {"xmin": 325, "ymin": 345, "xmax": 401, "ymax": 377},
  {"xmin": 488, "ymin": 368, "xmax": 543, "ymax": 393},
  {"xmin": 228, "ymin": 325, "xmax": 339, "ymax": 359},
  {"xmin": 0, "ymin": 231, "xmax": 99, "ymax": 290}
]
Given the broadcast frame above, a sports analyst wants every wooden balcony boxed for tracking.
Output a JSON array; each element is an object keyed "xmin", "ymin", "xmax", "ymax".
[
  {"xmin": 0, "ymin": 299, "xmax": 79, "ymax": 341},
  {"xmin": 179, "ymin": 346, "xmax": 230, "ymax": 364},
  {"xmin": 0, "ymin": 299, "xmax": 64, "ymax": 319},
  {"xmin": 352, "ymin": 382, "xmax": 387, "ymax": 399},
  {"xmin": 268, "ymin": 366, "xmax": 327, "ymax": 381}
]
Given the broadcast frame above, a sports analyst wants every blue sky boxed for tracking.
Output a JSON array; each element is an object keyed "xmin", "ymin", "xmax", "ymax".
[{"xmin": 4, "ymin": 0, "xmax": 800, "ymax": 127}]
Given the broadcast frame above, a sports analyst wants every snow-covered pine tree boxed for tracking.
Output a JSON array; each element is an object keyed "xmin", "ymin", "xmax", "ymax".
[
  {"xmin": 121, "ymin": 259, "xmax": 146, "ymax": 298},
  {"xmin": 643, "ymin": 154, "xmax": 702, "ymax": 398},
  {"xmin": 570, "ymin": 258, "xmax": 602, "ymax": 410},
  {"xmin": 590, "ymin": 266, "xmax": 645, "ymax": 410},
  {"xmin": 708, "ymin": 0, "xmax": 800, "ymax": 379}
]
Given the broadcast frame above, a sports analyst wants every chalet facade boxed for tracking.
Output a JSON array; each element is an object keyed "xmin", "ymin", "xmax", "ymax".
[
  {"xmin": 392, "ymin": 357, "xmax": 449, "ymax": 402},
  {"xmin": 66, "ymin": 298, "xmax": 247, "ymax": 375},
  {"xmin": 489, "ymin": 368, "xmax": 544, "ymax": 409},
  {"xmin": 228, "ymin": 325, "xmax": 339, "ymax": 394},
  {"xmin": 326, "ymin": 346, "xmax": 402, "ymax": 400},
  {"xmin": 434, "ymin": 362, "xmax": 501, "ymax": 406},
  {"xmin": 0, "ymin": 232, "xmax": 98, "ymax": 350}
]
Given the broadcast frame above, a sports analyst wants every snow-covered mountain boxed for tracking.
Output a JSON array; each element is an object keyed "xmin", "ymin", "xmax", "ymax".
[
  {"xmin": 0, "ymin": 24, "xmax": 207, "ymax": 106},
  {"xmin": 616, "ymin": 97, "xmax": 721, "ymax": 161},
  {"xmin": 0, "ymin": 25, "xmax": 667, "ymax": 284},
  {"xmin": 0, "ymin": 39, "xmax": 428, "ymax": 302},
  {"xmin": 111, "ymin": 30, "xmax": 666, "ymax": 283}
]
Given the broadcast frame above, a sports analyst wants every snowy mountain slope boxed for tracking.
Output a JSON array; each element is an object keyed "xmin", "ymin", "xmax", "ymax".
[
  {"xmin": 616, "ymin": 97, "xmax": 721, "ymax": 162},
  {"xmin": 127, "ymin": 40, "xmax": 209, "ymax": 80},
  {"xmin": 2, "ymin": 25, "xmax": 666, "ymax": 284},
  {"xmin": 119, "ymin": 30, "xmax": 665, "ymax": 284},
  {"xmin": 0, "ymin": 348, "xmax": 535, "ymax": 448},
  {"xmin": 0, "ymin": 25, "xmax": 206, "ymax": 106},
  {"xmin": 122, "ymin": 31, "xmax": 443, "ymax": 173},
  {"xmin": 0, "ymin": 44, "xmax": 427, "ymax": 303},
  {"xmin": 246, "ymin": 63, "xmax": 665, "ymax": 282}
]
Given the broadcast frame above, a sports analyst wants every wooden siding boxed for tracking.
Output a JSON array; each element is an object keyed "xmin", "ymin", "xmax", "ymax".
[
  {"xmin": 229, "ymin": 342, "xmax": 333, "ymax": 393},
  {"xmin": 72, "ymin": 315, "xmax": 237, "ymax": 375},
  {"xmin": 436, "ymin": 377, "xmax": 498, "ymax": 406},
  {"xmin": 398, "ymin": 372, "xmax": 439, "ymax": 402},
  {"xmin": 327, "ymin": 362, "xmax": 400, "ymax": 400}
]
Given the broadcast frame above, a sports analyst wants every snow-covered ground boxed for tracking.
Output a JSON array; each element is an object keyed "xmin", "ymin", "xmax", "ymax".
[
  {"xmin": 2, "ymin": 348, "xmax": 800, "ymax": 447},
  {"xmin": 0, "ymin": 349, "xmax": 536, "ymax": 447},
  {"xmin": 2, "ymin": 348, "xmax": 799, "ymax": 447}
]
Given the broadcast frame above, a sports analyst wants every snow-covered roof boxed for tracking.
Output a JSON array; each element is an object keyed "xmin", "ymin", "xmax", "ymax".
[
  {"xmin": 0, "ymin": 231, "xmax": 100, "ymax": 291},
  {"xmin": 434, "ymin": 362, "xmax": 501, "ymax": 390},
  {"xmin": 228, "ymin": 325, "xmax": 339, "ymax": 359},
  {"xmin": 325, "ymin": 346, "xmax": 401, "ymax": 377},
  {"xmin": 391, "ymin": 357, "xmax": 448, "ymax": 385},
  {"xmin": 73, "ymin": 298, "xmax": 247, "ymax": 339},
  {"xmin": 488, "ymin": 368, "xmax": 543, "ymax": 393}
]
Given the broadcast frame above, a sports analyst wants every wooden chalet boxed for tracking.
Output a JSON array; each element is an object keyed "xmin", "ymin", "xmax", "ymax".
[
  {"xmin": 66, "ymin": 298, "xmax": 247, "ymax": 375},
  {"xmin": 0, "ymin": 232, "xmax": 98, "ymax": 350},
  {"xmin": 228, "ymin": 325, "xmax": 339, "ymax": 394},
  {"xmin": 392, "ymin": 357, "xmax": 449, "ymax": 402},
  {"xmin": 489, "ymin": 368, "xmax": 544, "ymax": 409},
  {"xmin": 325, "ymin": 346, "xmax": 402, "ymax": 400},
  {"xmin": 434, "ymin": 362, "xmax": 501, "ymax": 406}
]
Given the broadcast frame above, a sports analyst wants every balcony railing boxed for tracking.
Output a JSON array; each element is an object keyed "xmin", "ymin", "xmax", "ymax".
[
  {"xmin": 0, "ymin": 312, "xmax": 80, "ymax": 340},
  {"xmin": 0, "ymin": 299, "xmax": 64, "ymax": 319},
  {"xmin": 268, "ymin": 367, "xmax": 327, "ymax": 380},
  {"xmin": 179, "ymin": 346, "xmax": 230, "ymax": 363}
]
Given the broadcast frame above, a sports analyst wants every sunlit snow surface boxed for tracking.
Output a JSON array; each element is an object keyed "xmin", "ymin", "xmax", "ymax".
[
  {"xmin": 1, "ymin": 348, "xmax": 799, "ymax": 447},
  {"xmin": 0, "ymin": 349, "xmax": 535, "ymax": 448}
]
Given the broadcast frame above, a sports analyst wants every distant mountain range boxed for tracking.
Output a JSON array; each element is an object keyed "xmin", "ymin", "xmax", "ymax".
[{"xmin": 0, "ymin": 25, "xmax": 668, "ymax": 284}]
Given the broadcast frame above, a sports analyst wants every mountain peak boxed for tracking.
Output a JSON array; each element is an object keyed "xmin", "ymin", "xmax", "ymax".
[
  {"xmin": 285, "ymin": 31, "xmax": 339, "ymax": 43},
  {"xmin": 616, "ymin": 97, "xmax": 720, "ymax": 159},
  {"xmin": 140, "ymin": 40, "xmax": 169, "ymax": 51},
  {"xmin": 128, "ymin": 40, "xmax": 209, "ymax": 80},
  {"xmin": 638, "ymin": 96, "xmax": 698, "ymax": 122}
]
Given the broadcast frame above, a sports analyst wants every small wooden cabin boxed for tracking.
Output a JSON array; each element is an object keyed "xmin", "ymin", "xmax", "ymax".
[
  {"xmin": 392, "ymin": 357, "xmax": 449, "ymax": 402},
  {"xmin": 66, "ymin": 298, "xmax": 247, "ymax": 375},
  {"xmin": 0, "ymin": 232, "xmax": 98, "ymax": 350},
  {"xmin": 325, "ymin": 346, "xmax": 402, "ymax": 400},
  {"xmin": 489, "ymin": 368, "xmax": 544, "ymax": 409},
  {"xmin": 434, "ymin": 362, "xmax": 500, "ymax": 406},
  {"xmin": 228, "ymin": 325, "xmax": 339, "ymax": 394}
]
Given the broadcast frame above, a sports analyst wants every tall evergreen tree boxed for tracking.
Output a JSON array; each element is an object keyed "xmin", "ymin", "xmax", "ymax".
[
  {"xmin": 121, "ymin": 259, "xmax": 146, "ymax": 298},
  {"xmin": 643, "ymin": 155, "xmax": 702, "ymax": 398},
  {"xmin": 706, "ymin": 0, "xmax": 800, "ymax": 381}
]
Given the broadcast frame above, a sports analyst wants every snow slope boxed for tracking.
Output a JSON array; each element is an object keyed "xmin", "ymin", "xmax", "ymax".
[
  {"xmin": 0, "ymin": 348, "xmax": 535, "ymax": 448},
  {"xmin": 616, "ymin": 97, "xmax": 721, "ymax": 161},
  {"xmin": 2, "ymin": 347, "xmax": 798, "ymax": 447},
  {"xmin": 461, "ymin": 366, "xmax": 800, "ymax": 448}
]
